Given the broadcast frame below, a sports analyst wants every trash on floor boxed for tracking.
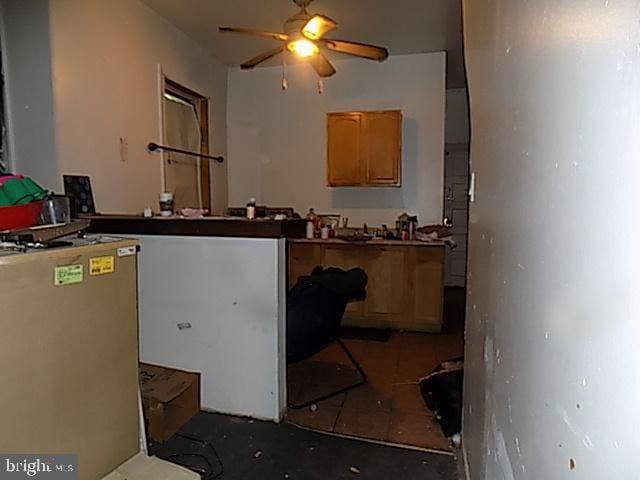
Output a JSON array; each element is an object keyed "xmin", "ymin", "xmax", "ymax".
[
  {"xmin": 140, "ymin": 363, "xmax": 201, "ymax": 442},
  {"xmin": 419, "ymin": 358, "xmax": 464, "ymax": 438},
  {"xmin": 101, "ymin": 452, "xmax": 199, "ymax": 480}
]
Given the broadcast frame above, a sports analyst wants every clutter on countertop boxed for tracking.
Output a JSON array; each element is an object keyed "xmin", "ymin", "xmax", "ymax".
[
  {"xmin": 226, "ymin": 205, "xmax": 299, "ymax": 219},
  {"xmin": 417, "ymin": 224, "xmax": 457, "ymax": 249},
  {"xmin": 0, "ymin": 173, "xmax": 50, "ymax": 231},
  {"xmin": 159, "ymin": 192, "xmax": 174, "ymax": 217},
  {"xmin": 179, "ymin": 208, "xmax": 209, "ymax": 218},
  {"xmin": 246, "ymin": 197, "xmax": 257, "ymax": 220}
]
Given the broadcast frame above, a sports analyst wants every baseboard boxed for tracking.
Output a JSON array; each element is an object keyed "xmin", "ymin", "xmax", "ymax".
[{"xmin": 459, "ymin": 439, "xmax": 471, "ymax": 480}]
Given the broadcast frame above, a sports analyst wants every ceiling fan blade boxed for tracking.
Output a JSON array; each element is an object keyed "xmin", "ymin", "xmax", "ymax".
[
  {"xmin": 320, "ymin": 39, "xmax": 389, "ymax": 61},
  {"xmin": 301, "ymin": 15, "xmax": 338, "ymax": 40},
  {"xmin": 241, "ymin": 46, "xmax": 285, "ymax": 70},
  {"xmin": 308, "ymin": 53, "xmax": 336, "ymax": 78},
  {"xmin": 219, "ymin": 26, "xmax": 288, "ymax": 42}
]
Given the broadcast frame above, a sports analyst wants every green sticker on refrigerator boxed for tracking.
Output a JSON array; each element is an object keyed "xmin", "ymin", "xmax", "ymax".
[{"xmin": 54, "ymin": 264, "xmax": 84, "ymax": 286}]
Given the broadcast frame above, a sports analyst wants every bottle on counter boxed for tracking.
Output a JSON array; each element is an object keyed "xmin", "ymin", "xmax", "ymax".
[
  {"xmin": 306, "ymin": 208, "xmax": 318, "ymax": 237},
  {"xmin": 246, "ymin": 197, "xmax": 257, "ymax": 220}
]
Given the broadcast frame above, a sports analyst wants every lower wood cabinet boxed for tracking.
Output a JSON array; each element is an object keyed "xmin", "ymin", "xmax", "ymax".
[{"xmin": 287, "ymin": 241, "xmax": 444, "ymax": 332}]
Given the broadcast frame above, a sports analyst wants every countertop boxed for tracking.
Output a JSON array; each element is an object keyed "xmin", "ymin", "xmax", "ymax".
[
  {"xmin": 289, "ymin": 237, "xmax": 446, "ymax": 247},
  {"xmin": 85, "ymin": 214, "xmax": 307, "ymax": 238}
]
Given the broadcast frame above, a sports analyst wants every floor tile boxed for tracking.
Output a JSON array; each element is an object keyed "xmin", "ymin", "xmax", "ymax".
[
  {"xmin": 289, "ymin": 382, "xmax": 346, "ymax": 408},
  {"xmin": 387, "ymin": 411, "xmax": 452, "ymax": 451},
  {"xmin": 315, "ymin": 342, "xmax": 350, "ymax": 365},
  {"xmin": 343, "ymin": 383, "xmax": 392, "ymax": 411},
  {"xmin": 392, "ymin": 383, "xmax": 431, "ymax": 416},
  {"xmin": 286, "ymin": 403, "xmax": 341, "ymax": 431},
  {"xmin": 287, "ymin": 331, "xmax": 463, "ymax": 452},
  {"xmin": 334, "ymin": 407, "xmax": 391, "ymax": 441},
  {"xmin": 395, "ymin": 360, "xmax": 437, "ymax": 383}
]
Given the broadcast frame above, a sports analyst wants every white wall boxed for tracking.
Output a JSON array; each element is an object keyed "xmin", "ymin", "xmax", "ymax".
[
  {"xmin": 446, "ymin": 88, "xmax": 469, "ymax": 144},
  {"xmin": 136, "ymin": 235, "xmax": 287, "ymax": 421},
  {"xmin": 1, "ymin": 0, "xmax": 59, "ymax": 187},
  {"xmin": 227, "ymin": 53, "xmax": 446, "ymax": 226},
  {"xmin": 462, "ymin": 1, "xmax": 640, "ymax": 479},
  {"xmin": 2, "ymin": 0, "xmax": 228, "ymax": 213}
]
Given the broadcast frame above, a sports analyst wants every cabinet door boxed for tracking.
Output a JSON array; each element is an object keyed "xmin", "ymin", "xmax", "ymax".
[
  {"xmin": 288, "ymin": 243, "xmax": 322, "ymax": 289},
  {"xmin": 323, "ymin": 245, "xmax": 365, "ymax": 315},
  {"xmin": 327, "ymin": 113, "xmax": 363, "ymax": 186},
  {"xmin": 364, "ymin": 111, "xmax": 401, "ymax": 186},
  {"xmin": 412, "ymin": 247, "xmax": 444, "ymax": 329},
  {"xmin": 364, "ymin": 246, "xmax": 406, "ymax": 316}
]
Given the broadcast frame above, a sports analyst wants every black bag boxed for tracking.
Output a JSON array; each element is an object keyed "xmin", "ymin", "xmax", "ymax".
[
  {"xmin": 419, "ymin": 358, "xmax": 464, "ymax": 438},
  {"xmin": 286, "ymin": 267, "xmax": 367, "ymax": 361}
]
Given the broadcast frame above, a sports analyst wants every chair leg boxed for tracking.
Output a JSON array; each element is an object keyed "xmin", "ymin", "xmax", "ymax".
[{"xmin": 288, "ymin": 338, "xmax": 367, "ymax": 410}]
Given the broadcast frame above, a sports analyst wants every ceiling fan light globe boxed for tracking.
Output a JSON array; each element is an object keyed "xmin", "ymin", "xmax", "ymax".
[
  {"xmin": 302, "ymin": 15, "xmax": 337, "ymax": 40},
  {"xmin": 287, "ymin": 39, "xmax": 318, "ymax": 58}
]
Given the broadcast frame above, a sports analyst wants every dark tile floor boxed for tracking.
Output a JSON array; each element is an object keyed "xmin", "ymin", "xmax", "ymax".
[
  {"xmin": 151, "ymin": 411, "xmax": 459, "ymax": 480},
  {"xmin": 287, "ymin": 287, "xmax": 466, "ymax": 452}
]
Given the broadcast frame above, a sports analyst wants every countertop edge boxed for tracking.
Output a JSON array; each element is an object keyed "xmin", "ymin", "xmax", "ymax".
[
  {"xmin": 288, "ymin": 238, "xmax": 447, "ymax": 247},
  {"xmin": 85, "ymin": 215, "xmax": 307, "ymax": 239}
]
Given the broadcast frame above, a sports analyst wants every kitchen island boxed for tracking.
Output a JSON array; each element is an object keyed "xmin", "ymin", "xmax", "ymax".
[{"xmin": 88, "ymin": 215, "xmax": 305, "ymax": 422}]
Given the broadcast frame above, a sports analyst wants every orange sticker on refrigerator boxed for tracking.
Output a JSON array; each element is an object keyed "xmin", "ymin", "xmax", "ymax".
[{"xmin": 89, "ymin": 256, "xmax": 115, "ymax": 276}]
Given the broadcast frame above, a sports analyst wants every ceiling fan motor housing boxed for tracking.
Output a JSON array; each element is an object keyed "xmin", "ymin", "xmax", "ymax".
[
  {"xmin": 284, "ymin": 11, "xmax": 312, "ymax": 37},
  {"xmin": 293, "ymin": 0, "xmax": 314, "ymax": 8}
]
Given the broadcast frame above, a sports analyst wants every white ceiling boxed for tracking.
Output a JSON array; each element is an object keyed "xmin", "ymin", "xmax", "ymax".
[{"xmin": 141, "ymin": 0, "xmax": 465, "ymax": 88}]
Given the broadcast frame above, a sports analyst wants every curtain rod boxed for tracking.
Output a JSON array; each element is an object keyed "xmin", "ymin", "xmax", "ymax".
[{"xmin": 147, "ymin": 142, "xmax": 224, "ymax": 163}]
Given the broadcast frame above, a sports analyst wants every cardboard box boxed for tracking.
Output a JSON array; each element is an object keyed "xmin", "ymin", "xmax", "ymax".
[{"xmin": 139, "ymin": 363, "xmax": 200, "ymax": 443}]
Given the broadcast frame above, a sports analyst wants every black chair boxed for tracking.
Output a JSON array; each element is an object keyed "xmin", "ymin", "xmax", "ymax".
[{"xmin": 287, "ymin": 266, "xmax": 368, "ymax": 410}]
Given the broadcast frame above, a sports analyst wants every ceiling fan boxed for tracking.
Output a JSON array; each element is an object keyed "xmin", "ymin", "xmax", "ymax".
[{"xmin": 219, "ymin": 0, "xmax": 389, "ymax": 78}]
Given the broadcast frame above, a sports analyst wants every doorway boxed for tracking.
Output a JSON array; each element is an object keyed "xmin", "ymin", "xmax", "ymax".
[{"xmin": 162, "ymin": 78, "xmax": 210, "ymax": 212}]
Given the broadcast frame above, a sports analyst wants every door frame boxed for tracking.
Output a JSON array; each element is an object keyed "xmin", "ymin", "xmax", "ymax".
[{"xmin": 160, "ymin": 75, "xmax": 211, "ymax": 212}]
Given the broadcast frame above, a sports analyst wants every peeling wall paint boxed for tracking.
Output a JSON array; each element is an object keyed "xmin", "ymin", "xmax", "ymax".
[{"xmin": 462, "ymin": 0, "xmax": 640, "ymax": 478}]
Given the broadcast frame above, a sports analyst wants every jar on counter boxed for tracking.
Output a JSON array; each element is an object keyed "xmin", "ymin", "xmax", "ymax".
[{"xmin": 159, "ymin": 192, "xmax": 174, "ymax": 217}]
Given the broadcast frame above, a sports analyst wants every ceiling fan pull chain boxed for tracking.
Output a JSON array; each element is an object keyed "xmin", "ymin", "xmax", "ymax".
[{"xmin": 281, "ymin": 48, "xmax": 289, "ymax": 90}]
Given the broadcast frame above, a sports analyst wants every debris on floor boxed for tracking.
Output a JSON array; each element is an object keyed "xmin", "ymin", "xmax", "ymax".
[
  {"xmin": 287, "ymin": 331, "xmax": 463, "ymax": 451},
  {"xmin": 150, "ymin": 411, "xmax": 458, "ymax": 480},
  {"xmin": 101, "ymin": 453, "xmax": 199, "ymax": 480},
  {"xmin": 419, "ymin": 357, "xmax": 464, "ymax": 438}
]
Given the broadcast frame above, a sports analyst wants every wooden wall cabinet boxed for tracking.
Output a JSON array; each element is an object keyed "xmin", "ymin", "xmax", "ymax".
[
  {"xmin": 288, "ymin": 241, "xmax": 444, "ymax": 332},
  {"xmin": 327, "ymin": 110, "xmax": 402, "ymax": 187}
]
